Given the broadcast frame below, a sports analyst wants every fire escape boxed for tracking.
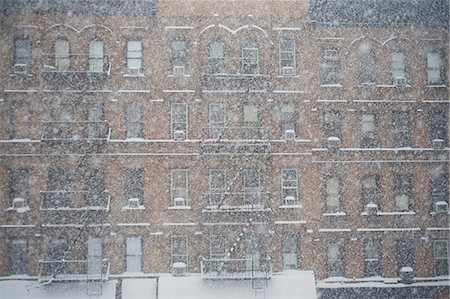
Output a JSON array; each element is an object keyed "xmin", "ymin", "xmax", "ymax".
[{"xmin": 199, "ymin": 124, "xmax": 273, "ymax": 299}]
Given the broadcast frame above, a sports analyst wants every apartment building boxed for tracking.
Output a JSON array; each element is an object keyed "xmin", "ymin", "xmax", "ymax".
[{"xmin": 0, "ymin": 0, "xmax": 448, "ymax": 298}]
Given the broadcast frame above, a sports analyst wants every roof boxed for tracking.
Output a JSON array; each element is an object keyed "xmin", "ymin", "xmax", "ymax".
[
  {"xmin": 0, "ymin": 0, "xmax": 157, "ymax": 16},
  {"xmin": 309, "ymin": 0, "xmax": 449, "ymax": 28}
]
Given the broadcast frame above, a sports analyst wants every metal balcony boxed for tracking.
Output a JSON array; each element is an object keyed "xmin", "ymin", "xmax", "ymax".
[
  {"xmin": 40, "ymin": 190, "xmax": 111, "ymax": 211},
  {"xmin": 38, "ymin": 259, "xmax": 110, "ymax": 282},
  {"xmin": 200, "ymin": 127, "xmax": 271, "ymax": 154},
  {"xmin": 41, "ymin": 121, "xmax": 110, "ymax": 141},
  {"xmin": 202, "ymin": 191, "xmax": 271, "ymax": 212},
  {"xmin": 200, "ymin": 257, "xmax": 272, "ymax": 280},
  {"xmin": 42, "ymin": 54, "xmax": 111, "ymax": 90},
  {"xmin": 201, "ymin": 74, "xmax": 270, "ymax": 92}
]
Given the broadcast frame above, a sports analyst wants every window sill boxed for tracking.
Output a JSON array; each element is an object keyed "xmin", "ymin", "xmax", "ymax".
[
  {"xmin": 430, "ymin": 211, "xmax": 450, "ymax": 215},
  {"xmin": 6, "ymin": 206, "xmax": 31, "ymax": 213},
  {"xmin": 279, "ymin": 204, "xmax": 303, "ymax": 209},
  {"xmin": 122, "ymin": 205, "xmax": 145, "ymax": 210},
  {"xmin": 123, "ymin": 73, "xmax": 145, "ymax": 78},
  {"xmin": 361, "ymin": 210, "xmax": 415, "ymax": 216},
  {"xmin": 320, "ymin": 84, "xmax": 343, "ymax": 88},
  {"xmin": 167, "ymin": 74, "xmax": 190, "ymax": 78},
  {"xmin": 168, "ymin": 206, "xmax": 191, "ymax": 210},
  {"xmin": 426, "ymin": 85, "xmax": 447, "ymax": 88},
  {"xmin": 276, "ymin": 75, "xmax": 300, "ymax": 78},
  {"xmin": 376, "ymin": 84, "xmax": 412, "ymax": 89},
  {"xmin": 323, "ymin": 212, "xmax": 346, "ymax": 216}
]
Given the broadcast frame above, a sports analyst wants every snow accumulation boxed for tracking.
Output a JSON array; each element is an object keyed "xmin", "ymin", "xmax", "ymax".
[{"xmin": 0, "ymin": 272, "xmax": 317, "ymax": 299}]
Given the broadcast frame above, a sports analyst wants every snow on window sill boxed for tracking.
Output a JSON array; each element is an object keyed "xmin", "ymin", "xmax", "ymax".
[
  {"xmin": 323, "ymin": 211, "xmax": 346, "ymax": 216},
  {"xmin": 276, "ymin": 75, "xmax": 300, "ymax": 78},
  {"xmin": 361, "ymin": 210, "xmax": 415, "ymax": 216},
  {"xmin": 376, "ymin": 84, "xmax": 412, "ymax": 88},
  {"xmin": 430, "ymin": 211, "xmax": 450, "ymax": 215},
  {"xmin": 426, "ymin": 85, "xmax": 447, "ymax": 88},
  {"xmin": 123, "ymin": 73, "xmax": 145, "ymax": 78},
  {"xmin": 320, "ymin": 84, "xmax": 343, "ymax": 88},
  {"xmin": 6, "ymin": 206, "xmax": 31, "ymax": 213},
  {"xmin": 279, "ymin": 204, "xmax": 303, "ymax": 209},
  {"xmin": 357, "ymin": 83, "xmax": 376, "ymax": 88},
  {"xmin": 168, "ymin": 206, "xmax": 192, "ymax": 210},
  {"xmin": 122, "ymin": 205, "xmax": 146, "ymax": 210}
]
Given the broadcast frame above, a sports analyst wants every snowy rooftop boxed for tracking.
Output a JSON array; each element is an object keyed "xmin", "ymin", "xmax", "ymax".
[{"xmin": 310, "ymin": 0, "xmax": 449, "ymax": 27}]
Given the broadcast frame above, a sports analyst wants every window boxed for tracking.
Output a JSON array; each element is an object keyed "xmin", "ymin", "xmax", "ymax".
[
  {"xmin": 358, "ymin": 43, "xmax": 376, "ymax": 84},
  {"xmin": 394, "ymin": 173, "xmax": 412, "ymax": 211},
  {"xmin": 326, "ymin": 240, "xmax": 344, "ymax": 277},
  {"xmin": 324, "ymin": 111, "xmax": 342, "ymax": 142},
  {"xmin": 126, "ymin": 236, "xmax": 142, "ymax": 272},
  {"xmin": 396, "ymin": 239, "xmax": 415, "ymax": 273},
  {"xmin": 279, "ymin": 38, "xmax": 295, "ymax": 75},
  {"xmin": 208, "ymin": 41, "xmax": 225, "ymax": 74},
  {"xmin": 325, "ymin": 176, "xmax": 341, "ymax": 212},
  {"xmin": 171, "ymin": 40, "xmax": 187, "ymax": 74},
  {"xmin": 392, "ymin": 111, "xmax": 410, "ymax": 147},
  {"xmin": 361, "ymin": 174, "xmax": 379, "ymax": 207},
  {"xmin": 245, "ymin": 234, "xmax": 261, "ymax": 271},
  {"xmin": 46, "ymin": 168, "xmax": 74, "ymax": 208},
  {"xmin": 125, "ymin": 102, "xmax": 144, "ymax": 139},
  {"xmin": 89, "ymin": 40, "xmax": 104, "ymax": 73},
  {"xmin": 171, "ymin": 236, "xmax": 188, "ymax": 266},
  {"xmin": 321, "ymin": 49, "xmax": 341, "ymax": 85},
  {"xmin": 242, "ymin": 39, "xmax": 259, "ymax": 75},
  {"xmin": 209, "ymin": 235, "xmax": 227, "ymax": 271},
  {"xmin": 430, "ymin": 169, "xmax": 449, "ymax": 207},
  {"xmin": 88, "ymin": 103, "xmax": 105, "ymax": 139},
  {"xmin": 87, "ymin": 237, "xmax": 103, "ymax": 275},
  {"xmin": 84, "ymin": 168, "xmax": 105, "ymax": 207},
  {"xmin": 209, "ymin": 169, "xmax": 226, "ymax": 206},
  {"xmin": 280, "ymin": 104, "xmax": 297, "ymax": 139},
  {"xmin": 10, "ymin": 101, "xmax": 31, "ymax": 139},
  {"xmin": 243, "ymin": 104, "xmax": 260, "ymax": 139},
  {"xmin": 171, "ymin": 103, "xmax": 187, "ymax": 140},
  {"xmin": 47, "ymin": 238, "xmax": 68, "ymax": 274},
  {"xmin": 54, "ymin": 38, "xmax": 69, "ymax": 71},
  {"xmin": 433, "ymin": 240, "xmax": 449, "ymax": 276},
  {"xmin": 208, "ymin": 103, "xmax": 226, "ymax": 139},
  {"xmin": 244, "ymin": 169, "xmax": 260, "ymax": 205},
  {"xmin": 171, "ymin": 169, "xmax": 188, "ymax": 206},
  {"xmin": 429, "ymin": 110, "xmax": 448, "ymax": 145},
  {"xmin": 9, "ymin": 239, "xmax": 27, "ymax": 275},
  {"xmin": 124, "ymin": 168, "xmax": 144, "ymax": 207},
  {"xmin": 364, "ymin": 239, "xmax": 381, "ymax": 277},
  {"xmin": 14, "ymin": 38, "xmax": 31, "ymax": 69},
  {"xmin": 361, "ymin": 113, "xmax": 378, "ymax": 148},
  {"xmin": 391, "ymin": 51, "xmax": 406, "ymax": 83},
  {"xmin": 282, "ymin": 234, "xmax": 299, "ymax": 270},
  {"xmin": 427, "ymin": 51, "xmax": 443, "ymax": 85},
  {"xmin": 127, "ymin": 40, "xmax": 143, "ymax": 72},
  {"xmin": 8, "ymin": 168, "xmax": 29, "ymax": 208},
  {"xmin": 282, "ymin": 169, "xmax": 298, "ymax": 205}
]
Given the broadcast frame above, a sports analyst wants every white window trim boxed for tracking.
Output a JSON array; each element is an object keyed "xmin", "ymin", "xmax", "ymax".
[
  {"xmin": 279, "ymin": 38, "xmax": 296, "ymax": 75},
  {"xmin": 241, "ymin": 43, "xmax": 259, "ymax": 75},
  {"xmin": 170, "ymin": 103, "xmax": 188, "ymax": 140}
]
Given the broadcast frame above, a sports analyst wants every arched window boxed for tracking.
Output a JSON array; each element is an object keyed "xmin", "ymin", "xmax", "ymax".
[
  {"xmin": 242, "ymin": 39, "xmax": 259, "ymax": 75},
  {"xmin": 54, "ymin": 38, "xmax": 70, "ymax": 71},
  {"xmin": 358, "ymin": 43, "xmax": 376, "ymax": 84},
  {"xmin": 208, "ymin": 40, "xmax": 225, "ymax": 74},
  {"xmin": 89, "ymin": 40, "xmax": 104, "ymax": 73}
]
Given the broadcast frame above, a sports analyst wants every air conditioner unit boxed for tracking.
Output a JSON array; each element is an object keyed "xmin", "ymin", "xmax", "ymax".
[
  {"xmin": 327, "ymin": 136, "xmax": 341, "ymax": 151},
  {"xmin": 173, "ymin": 66, "xmax": 185, "ymax": 76},
  {"xmin": 284, "ymin": 129, "xmax": 295, "ymax": 140},
  {"xmin": 282, "ymin": 66, "xmax": 294, "ymax": 76},
  {"xmin": 174, "ymin": 197, "xmax": 186, "ymax": 206},
  {"xmin": 173, "ymin": 130, "xmax": 186, "ymax": 140},
  {"xmin": 324, "ymin": 50, "xmax": 338, "ymax": 58},
  {"xmin": 432, "ymin": 139, "xmax": 445, "ymax": 149},
  {"xmin": 435, "ymin": 201, "xmax": 448, "ymax": 214},
  {"xmin": 394, "ymin": 77, "xmax": 407, "ymax": 86},
  {"xmin": 12, "ymin": 198, "xmax": 27, "ymax": 209},
  {"xmin": 172, "ymin": 262, "xmax": 187, "ymax": 276},
  {"xmin": 399, "ymin": 267, "xmax": 414, "ymax": 284},
  {"xmin": 128, "ymin": 198, "xmax": 140, "ymax": 209},
  {"xmin": 128, "ymin": 67, "xmax": 141, "ymax": 75},
  {"xmin": 14, "ymin": 64, "xmax": 27, "ymax": 74},
  {"xmin": 365, "ymin": 203, "xmax": 378, "ymax": 216},
  {"xmin": 284, "ymin": 196, "xmax": 296, "ymax": 205}
]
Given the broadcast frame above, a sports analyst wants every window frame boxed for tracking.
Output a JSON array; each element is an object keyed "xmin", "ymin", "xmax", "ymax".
[
  {"xmin": 396, "ymin": 239, "xmax": 415, "ymax": 274},
  {"xmin": 54, "ymin": 38, "xmax": 70, "ymax": 71},
  {"xmin": 126, "ymin": 236, "xmax": 143, "ymax": 272},
  {"xmin": 126, "ymin": 39, "xmax": 143, "ymax": 73},
  {"xmin": 8, "ymin": 239, "xmax": 28, "ymax": 275},
  {"xmin": 282, "ymin": 234, "xmax": 299, "ymax": 270},
  {"xmin": 364, "ymin": 239, "xmax": 382, "ymax": 277},
  {"xmin": 360, "ymin": 112, "xmax": 378, "ymax": 148},
  {"xmin": 324, "ymin": 110, "xmax": 342, "ymax": 142},
  {"xmin": 427, "ymin": 50, "xmax": 444, "ymax": 86},
  {"xmin": 324, "ymin": 175, "xmax": 342, "ymax": 213},
  {"xmin": 392, "ymin": 111, "xmax": 411, "ymax": 147},
  {"xmin": 88, "ymin": 39, "xmax": 105, "ymax": 73},
  {"xmin": 125, "ymin": 101, "xmax": 144, "ymax": 139},
  {"xmin": 361, "ymin": 174, "xmax": 380, "ymax": 207},
  {"xmin": 171, "ymin": 169, "xmax": 188, "ymax": 206},
  {"xmin": 433, "ymin": 239, "xmax": 449, "ymax": 276},
  {"xmin": 208, "ymin": 40, "xmax": 226, "ymax": 74},
  {"xmin": 242, "ymin": 39, "xmax": 259, "ymax": 75},
  {"xmin": 171, "ymin": 103, "xmax": 188, "ymax": 140},
  {"xmin": 280, "ymin": 103, "xmax": 297, "ymax": 139},
  {"xmin": 279, "ymin": 37, "xmax": 296, "ymax": 75},
  {"xmin": 171, "ymin": 235, "xmax": 188, "ymax": 266},
  {"xmin": 208, "ymin": 103, "xmax": 226, "ymax": 140},
  {"xmin": 14, "ymin": 37, "xmax": 31, "ymax": 67},
  {"xmin": 391, "ymin": 51, "xmax": 407, "ymax": 83},
  {"xmin": 326, "ymin": 239, "xmax": 345, "ymax": 277},
  {"xmin": 171, "ymin": 39, "xmax": 188, "ymax": 73},
  {"xmin": 321, "ymin": 49, "xmax": 341, "ymax": 85},
  {"xmin": 281, "ymin": 169, "xmax": 299, "ymax": 206},
  {"xmin": 429, "ymin": 110, "xmax": 448, "ymax": 145},
  {"xmin": 394, "ymin": 173, "xmax": 412, "ymax": 211},
  {"xmin": 123, "ymin": 168, "xmax": 145, "ymax": 207}
]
